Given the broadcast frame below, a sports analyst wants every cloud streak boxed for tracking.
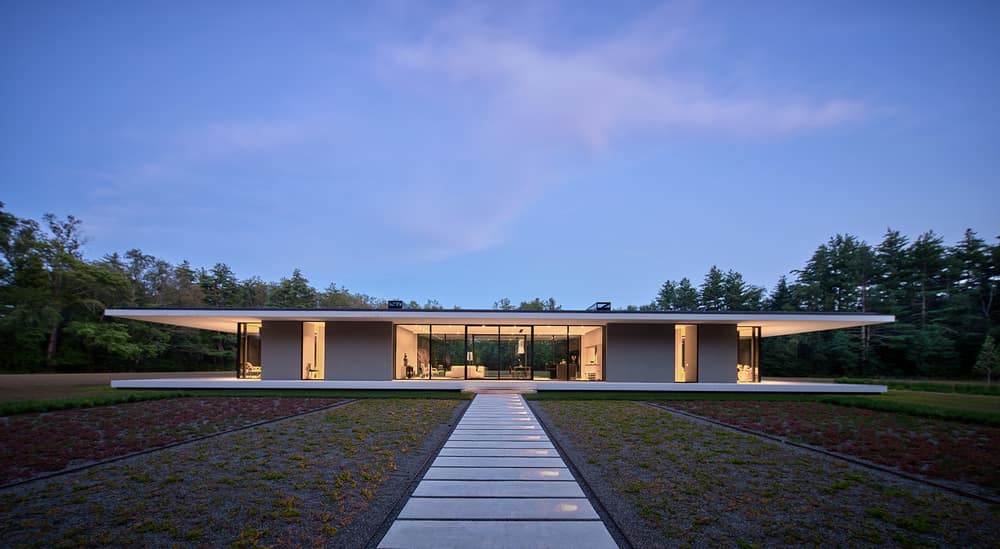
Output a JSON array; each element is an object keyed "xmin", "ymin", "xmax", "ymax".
[{"xmin": 384, "ymin": 6, "xmax": 866, "ymax": 149}]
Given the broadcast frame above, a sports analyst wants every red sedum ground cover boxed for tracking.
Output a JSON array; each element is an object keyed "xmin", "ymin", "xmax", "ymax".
[
  {"xmin": 0, "ymin": 397, "xmax": 343, "ymax": 484},
  {"xmin": 661, "ymin": 401, "xmax": 1000, "ymax": 493}
]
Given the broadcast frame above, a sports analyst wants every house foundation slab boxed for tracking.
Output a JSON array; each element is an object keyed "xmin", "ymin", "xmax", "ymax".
[{"xmin": 110, "ymin": 377, "xmax": 886, "ymax": 393}]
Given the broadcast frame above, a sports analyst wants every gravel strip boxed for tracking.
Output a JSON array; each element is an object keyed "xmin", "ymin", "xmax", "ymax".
[
  {"xmin": 534, "ymin": 400, "xmax": 997, "ymax": 548},
  {"xmin": 0, "ymin": 398, "xmax": 463, "ymax": 548}
]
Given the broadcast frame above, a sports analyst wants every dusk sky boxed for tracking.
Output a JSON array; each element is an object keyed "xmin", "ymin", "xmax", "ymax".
[{"xmin": 2, "ymin": 1, "xmax": 998, "ymax": 309}]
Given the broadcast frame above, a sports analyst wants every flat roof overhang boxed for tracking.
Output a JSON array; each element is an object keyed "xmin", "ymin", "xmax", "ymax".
[{"xmin": 104, "ymin": 308, "xmax": 894, "ymax": 338}]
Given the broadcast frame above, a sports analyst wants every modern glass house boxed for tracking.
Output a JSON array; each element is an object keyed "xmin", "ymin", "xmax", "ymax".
[{"xmin": 105, "ymin": 307, "xmax": 893, "ymax": 385}]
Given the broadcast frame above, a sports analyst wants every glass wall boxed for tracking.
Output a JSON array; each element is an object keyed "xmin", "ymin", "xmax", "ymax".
[
  {"xmin": 737, "ymin": 326, "xmax": 761, "ymax": 383},
  {"xmin": 395, "ymin": 325, "xmax": 467, "ymax": 379},
  {"xmin": 302, "ymin": 322, "xmax": 326, "ymax": 380},
  {"xmin": 674, "ymin": 325, "xmax": 698, "ymax": 382},
  {"xmin": 237, "ymin": 322, "xmax": 262, "ymax": 379},
  {"xmin": 394, "ymin": 324, "xmax": 603, "ymax": 381}
]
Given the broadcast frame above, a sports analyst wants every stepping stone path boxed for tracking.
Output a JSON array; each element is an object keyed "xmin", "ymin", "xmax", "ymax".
[{"xmin": 378, "ymin": 393, "xmax": 618, "ymax": 548}]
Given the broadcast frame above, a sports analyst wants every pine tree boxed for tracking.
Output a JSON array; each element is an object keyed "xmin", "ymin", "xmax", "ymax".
[
  {"xmin": 675, "ymin": 278, "xmax": 699, "ymax": 311},
  {"xmin": 973, "ymin": 335, "xmax": 999, "ymax": 384},
  {"xmin": 723, "ymin": 270, "xmax": 763, "ymax": 311},
  {"xmin": 767, "ymin": 276, "xmax": 797, "ymax": 311},
  {"xmin": 269, "ymin": 269, "xmax": 318, "ymax": 308},
  {"xmin": 700, "ymin": 266, "xmax": 726, "ymax": 311},
  {"xmin": 655, "ymin": 280, "xmax": 677, "ymax": 310}
]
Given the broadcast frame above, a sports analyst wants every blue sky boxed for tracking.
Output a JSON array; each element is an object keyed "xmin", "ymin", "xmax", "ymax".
[{"xmin": 2, "ymin": 1, "xmax": 998, "ymax": 309}]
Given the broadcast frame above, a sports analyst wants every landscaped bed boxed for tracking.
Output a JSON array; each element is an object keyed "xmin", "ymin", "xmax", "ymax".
[
  {"xmin": 0, "ymin": 398, "xmax": 463, "ymax": 547},
  {"xmin": 660, "ymin": 400, "xmax": 1000, "ymax": 494},
  {"xmin": 534, "ymin": 400, "xmax": 996, "ymax": 547},
  {"xmin": 0, "ymin": 396, "xmax": 347, "ymax": 485}
]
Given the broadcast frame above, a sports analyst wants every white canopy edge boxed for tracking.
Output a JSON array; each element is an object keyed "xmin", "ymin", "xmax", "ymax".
[{"xmin": 105, "ymin": 308, "xmax": 894, "ymax": 338}]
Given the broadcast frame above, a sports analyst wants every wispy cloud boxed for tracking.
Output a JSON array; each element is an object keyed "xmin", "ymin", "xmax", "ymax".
[{"xmin": 383, "ymin": 4, "xmax": 867, "ymax": 150}]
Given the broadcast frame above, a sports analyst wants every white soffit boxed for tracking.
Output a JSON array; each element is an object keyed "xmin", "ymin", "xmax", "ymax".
[{"xmin": 104, "ymin": 309, "xmax": 894, "ymax": 337}]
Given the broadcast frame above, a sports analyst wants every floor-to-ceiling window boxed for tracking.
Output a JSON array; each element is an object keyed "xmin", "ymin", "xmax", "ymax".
[
  {"xmin": 302, "ymin": 322, "xmax": 326, "ymax": 380},
  {"xmin": 395, "ymin": 325, "xmax": 467, "ymax": 379},
  {"xmin": 737, "ymin": 326, "xmax": 761, "ymax": 383},
  {"xmin": 430, "ymin": 325, "xmax": 466, "ymax": 379},
  {"xmin": 674, "ymin": 325, "xmax": 698, "ymax": 382},
  {"xmin": 394, "ymin": 324, "xmax": 603, "ymax": 381},
  {"xmin": 237, "ymin": 322, "xmax": 262, "ymax": 379}
]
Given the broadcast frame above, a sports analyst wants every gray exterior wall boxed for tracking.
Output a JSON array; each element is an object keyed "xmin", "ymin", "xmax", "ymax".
[
  {"xmin": 604, "ymin": 324, "xmax": 674, "ymax": 382},
  {"xmin": 326, "ymin": 321, "xmax": 393, "ymax": 381},
  {"xmin": 698, "ymin": 324, "xmax": 737, "ymax": 383},
  {"xmin": 261, "ymin": 321, "xmax": 301, "ymax": 380}
]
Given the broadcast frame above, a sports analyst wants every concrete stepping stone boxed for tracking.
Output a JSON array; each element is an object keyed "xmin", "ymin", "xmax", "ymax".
[
  {"xmin": 423, "ymin": 467, "xmax": 574, "ymax": 481},
  {"xmin": 438, "ymin": 448, "xmax": 559, "ymax": 457},
  {"xmin": 398, "ymin": 497, "xmax": 599, "ymax": 520},
  {"xmin": 432, "ymin": 456, "xmax": 567, "ymax": 468},
  {"xmin": 413, "ymin": 480, "xmax": 585, "ymax": 498},
  {"xmin": 443, "ymin": 440, "xmax": 554, "ymax": 449},
  {"xmin": 377, "ymin": 394, "xmax": 616, "ymax": 549},
  {"xmin": 378, "ymin": 520, "xmax": 617, "ymax": 549},
  {"xmin": 449, "ymin": 434, "xmax": 547, "ymax": 441}
]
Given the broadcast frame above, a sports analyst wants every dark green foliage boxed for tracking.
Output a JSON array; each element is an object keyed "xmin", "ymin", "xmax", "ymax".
[
  {"xmin": 268, "ymin": 268, "xmax": 318, "ymax": 308},
  {"xmin": 973, "ymin": 335, "xmax": 1000, "ymax": 384},
  {"xmin": 699, "ymin": 265, "xmax": 726, "ymax": 310},
  {"xmin": 834, "ymin": 377, "xmax": 1000, "ymax": 396},
  {"xmin": 0, "ymin": 204, "xmax": 385, "ymax": 373},
  {"xmin": 517, "ymin": 297, "xmax": 560, "ymax": 310},
  {"xmin": 655, "ymin": 228, "xmax": 1000, "ymax": 379},
  {"xmin": 492, "ymin": 297, "xmax": 561, "ymax": 311}
]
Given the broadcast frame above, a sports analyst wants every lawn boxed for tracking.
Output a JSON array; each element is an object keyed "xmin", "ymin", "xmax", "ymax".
[
  {"xmin": 0, "ymin": 398, "xmax": 463, "ymax": 547},
  {"xmin": 846, "ymin": 390, "xmax": 1000, "ymax": 414},
  {"xmin": 535, "ymin": 400, "xmax": 997, "ymax": 547},
  {"xmin": 0, "ymin": 371, "xmax": 227, "ymax": 403},
  {"xmin": 0, "ymin": 397, "xmax": 346, "ymax": 485},
  {"xmin": 662, "ymin": 400, "xmax": 1000, "ymax": 495},
  {"xmin": 835, "ymin": 377, "xmax": 1000, "ymax": 396}
]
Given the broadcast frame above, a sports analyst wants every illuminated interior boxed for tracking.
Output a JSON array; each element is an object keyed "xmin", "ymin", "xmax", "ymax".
[
  {"xmin": 394, "ymin": 324, "xmax": 604, "ymax": 380},
  {"xmin": 674, "ymin": 325, "xmax": 698, "ymax": 382},
  {"xmin": 237, "ymin": 322, "xmax": 262, "ymax": 379},
  {"xmin": 302, "ymin": 322, "xmax": 326, "ymax": 380},
  {"xmin": 737, "ymin": 326, "xmax": 761, "ymax": 383}
]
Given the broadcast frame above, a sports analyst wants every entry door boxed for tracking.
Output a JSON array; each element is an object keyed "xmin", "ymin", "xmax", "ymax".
[{"xmin": 497, "ymin": 336, "xmax": 519, "ymax": 379}]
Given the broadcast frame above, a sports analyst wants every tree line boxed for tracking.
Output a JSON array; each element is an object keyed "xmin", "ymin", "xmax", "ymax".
[
  {"xmin": 1, "ymin": 202, "xmax": 997, "ymax": 377},
  {"xmin": 647, "ymin": 232, "xmax": 999, "ymax": 378},
  {"xmin": 0, "ymin": 203, "xmax": 387, "ymax": 371}
]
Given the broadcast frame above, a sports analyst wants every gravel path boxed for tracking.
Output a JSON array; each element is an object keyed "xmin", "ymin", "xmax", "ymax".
[
  {"xmin": 0, "ymin": 398, "xmax": 464, "ymax": 548},
  {"xmin": 533, "ymin": 400, "xmax": 997, "ymax": 548}
]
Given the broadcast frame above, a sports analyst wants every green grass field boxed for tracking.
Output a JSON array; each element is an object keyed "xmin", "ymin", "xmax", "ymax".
[
  {"xmin": 834, "ymin": 377, "xmax": 1000, "ymax": 396},
  {"xmin": 527, "ymin": 389, "xmax": 1000, "ymax": 426}
]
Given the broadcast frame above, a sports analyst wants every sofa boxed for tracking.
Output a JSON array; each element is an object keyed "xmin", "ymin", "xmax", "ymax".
[{"xmin": 446, "ymin": 365, "xmax": 487, "ymax": 379}]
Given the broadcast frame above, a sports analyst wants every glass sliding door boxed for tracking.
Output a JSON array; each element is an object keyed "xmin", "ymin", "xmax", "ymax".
[
  {"xmin": 533, "ymin": 326, "xmax": 568, "ymax": 380},
  {"xmin": 430, "ymin": 325, "xmax": 465, "ymax": 379},
  {"xmin": 498, "ymin": 326, "xmax": 531, "ymax": 379},
  {"xmin": 237, "ymin": 322, "xmax": 262, "ymax": 379},
  {"xmin": 738, "ymin": 326, "xmax": 761, "ymax": 383},
  {"xmin": 467, "ymin": 325, "xmax": 497, "ymax": 379},
  {"xmin": 393, "ymin": 323, "xmax": 603, "ymax": 381}
]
